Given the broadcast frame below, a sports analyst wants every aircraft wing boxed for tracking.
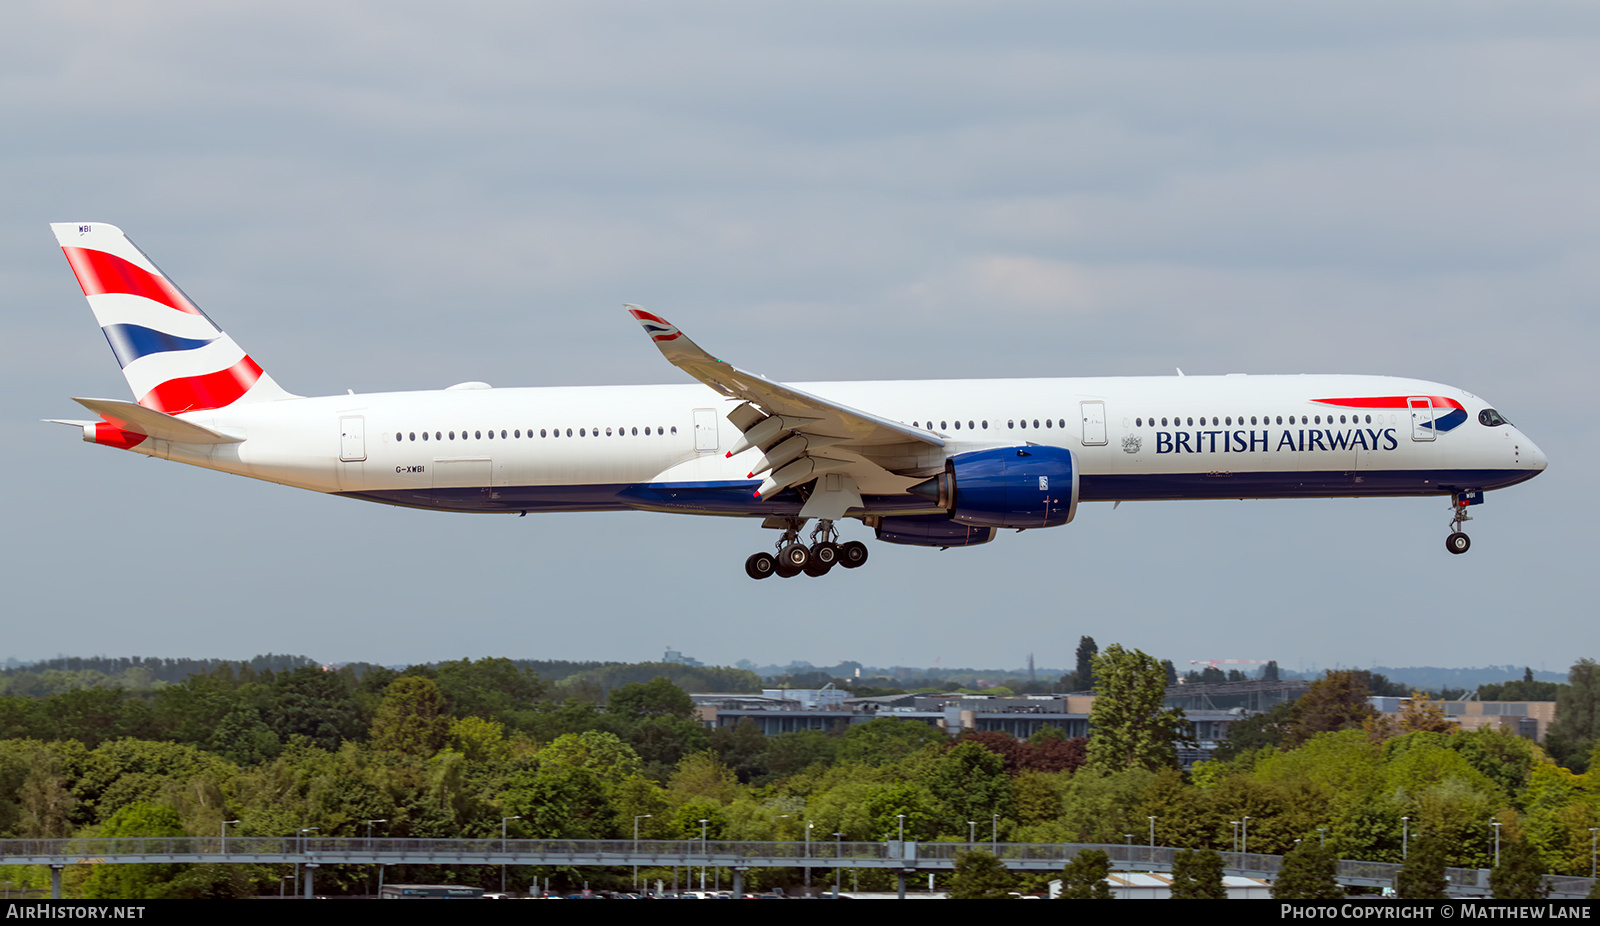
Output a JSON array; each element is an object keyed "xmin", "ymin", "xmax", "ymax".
[
  {"xmin": 627, "ymin": 306, "xmax": 945, "ymax": 508},
  {"xmin": 627, "ymin": 306, "xmax": 943, "ymax": 449}
]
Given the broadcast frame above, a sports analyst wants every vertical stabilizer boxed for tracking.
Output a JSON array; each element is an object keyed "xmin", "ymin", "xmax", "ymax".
[{"xmin": 51, "ymin": 222, "xmax": 295, "ymax": 413}]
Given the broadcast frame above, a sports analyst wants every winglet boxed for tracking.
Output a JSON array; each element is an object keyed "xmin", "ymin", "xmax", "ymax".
[{"xmin": 625, "ymin": 305, "xmax": 720, "ymax": 366}]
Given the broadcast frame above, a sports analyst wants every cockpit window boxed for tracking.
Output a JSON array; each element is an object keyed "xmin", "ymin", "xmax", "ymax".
[{"xmin": 1478, "ymin": 409, "xmax": 1510, "ymax": 427}]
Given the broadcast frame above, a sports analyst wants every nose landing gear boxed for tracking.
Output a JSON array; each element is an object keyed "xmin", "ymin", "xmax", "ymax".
[{"xmin": 1445, "ymin": 492, "xmax": 1478, "ymax": 555}]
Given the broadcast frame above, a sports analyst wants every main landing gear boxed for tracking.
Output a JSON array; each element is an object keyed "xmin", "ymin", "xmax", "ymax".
[
  {"xmin": 744, "ymin": 518, "xmax": 869, "ymax": 579},
  {"xmin": 1445, "ymin": 495, "xmax": 1474, "ymax": 555}
]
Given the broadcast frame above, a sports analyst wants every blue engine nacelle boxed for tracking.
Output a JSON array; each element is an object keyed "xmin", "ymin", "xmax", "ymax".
[{"xmin": 907, "ymin": 445, "xmax": 1079, "ymax": 530}]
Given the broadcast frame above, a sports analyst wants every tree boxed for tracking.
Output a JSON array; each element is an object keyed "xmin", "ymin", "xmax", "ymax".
[
  {"xmin": 1393, "ymin": 835, "xmax": 1449, "ymax": 899},
  {"xmin": 1169, "ymin": 848, "xmax": 1226, "ymax": 899},
  {"xmin": 1271, "ymin": 841, "xmax": 1342, "ymax": 899},
  {"xmin": 1400, "ymin": 691, "xmax": 1455, "ymax": 734},
  {"xmin": 948, "ymin": 850, "xmax": 1015, "ymax": 899},
  {"xmin": 1489, "ymin": 837, "xmax": 1549, "ymax": 900},
  {"xmin": 921, "ymin": 741, "xmax": 1012, "ymax": 836},
  {"xmin": 1086, "ymin": 644, "xmax": 1189, "ymax": 773},
  {"xmin": 1550, "ymin": 659, "xmax": 1600, "ymax": 751},
  {"xmin": 1076, "ymin": 636, "xmax": 1099, "ymax": 691},
  {"xmin": 369, "ymin": 676, "xmax": 450, "ymax": 757},
  {"xmin": 268, "ymin": 666, "xmax": 365, "ymax": 750},
  {"xmin": 1057, "ymin": 848, "xmax": 1113, "ymax": 899},
  {"xmin": 81, "ymin": 802, "xmax": 187, "ymax": 899},
  {"xmin": 1289, "ymin": 670, "xmax": 1376, "ymax": 746},
  {"xmin": 838, "ymin": 717, "xmax": 945, "ymax": 766},
  {"xmin": 1213, "ymin": 699, "xmax": 1299, "ymax": 761},
  {"xmin": 606, "ymin": 676, "xmax": 695, "ymax": 722}
]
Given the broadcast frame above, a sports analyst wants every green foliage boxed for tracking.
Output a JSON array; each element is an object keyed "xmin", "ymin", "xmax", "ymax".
[
  {"xmin": 369, "ymin": 676, "xmax": 450, "ymax": 757},
  {"xmin": 838, "ymin": 717, "xmax": 946, "ymax": 766},
  {"xmin": 1076, "ymin": 636, "xmax": 1098, "ymax": 691},
  {"xmin": 1549, "ymin": 659, "xmax": 1600, "ymax": 771},
  {"xmin": 1057, "ymin": 849, "xmax": 1113, "ymax": 899},
  {"xmin": 1170, "ymin": 848, "xmax": 1226, "ymax": 899},
  {"xmin": 76, "ymin": 738, "xmax": 235, "ymax": 826},
  {"xmin": 268, "ymin": 666, "xmax": 365, "ymax": 750},
  {"xmin": 920, "ymin": 742, "xmax": 1013, "ymax": 836},
  {"xmin": 580, "ymin": 662, "xmax": 760, "ymax": 696},
  {"xmin": 948, "ymin": 850, "xmax": 1015, "ymax": 899},
  {"xmin": 1289, "ymin": 671, "xmax": 1377, "ymax": 747},
  {"xmin": 607, "ymin": 677, "xmax": 695, "ymax": 722},
  {"xmin": 1086, "ymin": 644, "xmax": 1189, "ymax": 773},
  {"xmin": 1394, "ymin": 835, "xmax": 1449, "ymax": 899},
  {"xmin": 81, "ymin": 801, "xmax": 187, "ymax": 899},
  {"xmin": 1271, "ymin": 841, "xmax": 1342, "ymax": 899},
  {"xmin": 425, "ymin": 657, "xmax": 548, "ymax": 721},
  {"xmin": 1489, "ymin": 837, "xmax": 1550, "ymax": 899}
]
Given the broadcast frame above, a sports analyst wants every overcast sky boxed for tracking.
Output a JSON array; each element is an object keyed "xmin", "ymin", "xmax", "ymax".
[{"xmin": 2, "ymin": 1, "xmax": 1594, "ymax": 678}]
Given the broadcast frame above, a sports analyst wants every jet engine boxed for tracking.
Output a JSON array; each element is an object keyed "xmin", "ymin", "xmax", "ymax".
[{"xmin": 907, "ymin": 446, "xmax": 1079, "ymax": 530}]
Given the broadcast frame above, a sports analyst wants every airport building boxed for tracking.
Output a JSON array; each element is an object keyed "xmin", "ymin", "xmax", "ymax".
[{"xmin": 691, "ymin": 684, "xmax": 1559, "ymax": 766}]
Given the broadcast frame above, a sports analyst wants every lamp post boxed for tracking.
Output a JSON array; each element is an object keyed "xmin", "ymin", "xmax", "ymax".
[
  {"xmin": 700, "ymin": 819, "xmax": 709, "ymax": 891},
  {"xmin": 633, "ymin": 814, "xmax": 652, "ymax": 890},
  {"xmin": 1148, "ymin": 815, "xmax": 1156, "ymax": 866},
  {"xmin": 297, "ymin": 828, "xmax": 317, "ymax": 899},
  {"xmin": 366, "ymin": 819, "xmax": 386, "ymax": 898},
  {"xmin": 992, "ymin": 813, "xmax": 999, "ymax": 852},
  {"xmin": 1318, "ymin": 827, "xmax": 1327, "ymax": 847},
  {"xmin": 1492, "ymin": 821, "xmax": 1502, "ymax": 868},
  {"xmin": 805, "ymin": 822, "xmax": 814, "ymax": 893},
  {"xmin": 501, "ymin": 816, "xmax": 520, "ymax": 894},
  {"xmin": 221, "ymin": 819, "xmax": 239, "ymax": 856},
  {"xmin": 1402, "ymin": 816, "xmax": 1409, "ymax": 859},
  {"xmin": 967, "ymin": 821, "xmax": 977, "ymax": 846},
  {"xmin": 834, "ymin": 832, "xmax": 844, "ymax": 898}
]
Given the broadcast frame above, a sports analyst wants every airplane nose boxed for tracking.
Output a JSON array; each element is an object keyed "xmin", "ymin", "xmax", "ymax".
[{"xmin": 1523, "ymin": 436, "xmax": 1548, "ymax": 473}]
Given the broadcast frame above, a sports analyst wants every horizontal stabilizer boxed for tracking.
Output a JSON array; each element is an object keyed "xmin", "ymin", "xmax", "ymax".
[{"xmin": 72, "ymin": 397, "xmax": 243, "ymax": 444}]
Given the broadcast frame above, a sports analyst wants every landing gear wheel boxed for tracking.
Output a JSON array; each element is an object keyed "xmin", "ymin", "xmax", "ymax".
[
  {"xmin": 811, "ymin": 542, "xmax": 839, "ymax": 568},
  {"xmin": 778, "ymin": 543, "xmax": 811, "ymax": 570},
  {"xmin": 1446, "ymin": 531, "xmax": 1471, "ymax": 555},
  {"xmin": 839, "ymin": 541, "xmax": 869, "ymax": 569},
  {"xmin": 803, "ymin": 557, "xmax": 834, "ymax": 577},
  {"xmin": 745, "ymin": 552, "xmax": 776, "ymax": 579},
  {"xmin": 775, "ymin": 559, "xmax": 802, "ymax": 579}
]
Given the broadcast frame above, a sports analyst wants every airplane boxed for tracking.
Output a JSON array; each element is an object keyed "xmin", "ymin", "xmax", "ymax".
[{"xmin": 48, "ymin": 222, "xmax": 1548, "ymax": 579}]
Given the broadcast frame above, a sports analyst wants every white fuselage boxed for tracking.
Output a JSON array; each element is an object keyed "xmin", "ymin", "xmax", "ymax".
[{"xmin": 107, "ymin": 373, "xmax": 1545, "ymax": 519}]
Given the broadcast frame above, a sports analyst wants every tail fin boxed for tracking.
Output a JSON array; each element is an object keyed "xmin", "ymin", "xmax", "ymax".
[{"xmin": 51, "ymin": 222, "xmax": 295, "ymax": 414}]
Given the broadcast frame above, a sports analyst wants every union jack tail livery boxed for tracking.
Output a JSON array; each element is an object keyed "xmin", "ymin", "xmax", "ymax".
[{"xmin": 51, "ymin": 223, "xmax": 293, "ymax": 414}]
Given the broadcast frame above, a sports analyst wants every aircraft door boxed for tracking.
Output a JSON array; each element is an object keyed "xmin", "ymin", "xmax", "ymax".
[
  {"xmin": 693, "ymin": 408, "xmax": 719, "ymax": 452},
  {"xmin": 339, "ymin": 416, "xmax": 366, "ymax": 461},
  {"xmin": 1408, "ymin": 397, "xmax": 1435, "ymax": 442},
  {"xmin": 1080, "ymin": 401, "xmax": 1107, "ymax": 446}
]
